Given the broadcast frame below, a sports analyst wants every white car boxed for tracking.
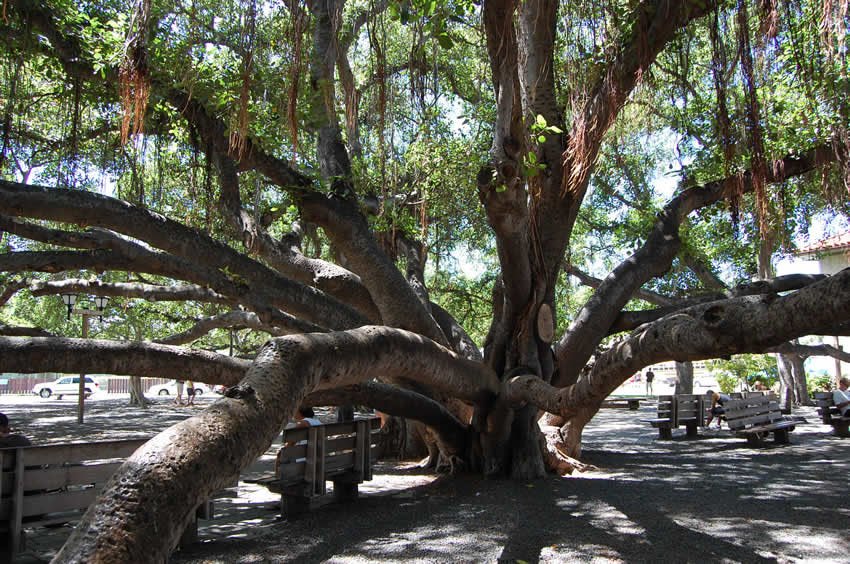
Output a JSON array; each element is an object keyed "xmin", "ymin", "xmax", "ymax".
[
  {"xmin": 32, "ymin": 376, "xmax": 100, "ymax": 399},
  {"xmin": 147, "ymin": 380, "xmax": 210, "ymax": 397}
]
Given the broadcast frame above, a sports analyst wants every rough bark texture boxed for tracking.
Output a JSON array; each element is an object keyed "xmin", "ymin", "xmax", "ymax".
[{"xmin": 54, "ymin": 327, "xmax": 498, "ymax": 563}]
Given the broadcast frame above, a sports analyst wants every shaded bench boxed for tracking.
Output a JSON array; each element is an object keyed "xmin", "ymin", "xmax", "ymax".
[
  {"xmin": 644, "ymin": 394, "xmax": 704, "ymax": 439},
  {"xmin": 723, "ymin": 394, "xmax": 796, "ymax": 446},
  {"xmin": 0, "ymin": 438, "xmax": 213, "ymax": 562},
  {"xmin": 601, "ymin": 398, "xmax": 642, "ymax": 410},
  {"xmin": 813, "ymin": 391, "xmax": 850, "ymax": 437},
  {"xmin": 257, "ymin": 417, "xmax": 381, "ymax": 518}
]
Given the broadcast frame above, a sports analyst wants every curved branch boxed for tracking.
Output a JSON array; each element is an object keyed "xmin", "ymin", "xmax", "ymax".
[
  {"xmin": 554, "ymin": 144, "xmax": 834, "ymax": 386},
  {"xmin": 0, "ymin": 181, "xmax": 369, "ymax": 330},
  {"xmin": 511, "ymin": 268, "xmax": 850, "ymax": 417},
  {"xmin": 54, "ymin": 326, "xmax": 497, "ymax": 562},
  {"xmin": 769, "ymin": 342, "xmax": 850, "ymax": 364},
  {"xmin": 305, "ymin": 380, "xmax": 468, "ymax": 456},
  {"xmin": 0, "ymin": 337, "xmax": 250, "ymax": 385},
  {"xmin": 608, "ymin": 273, "xmax": 830, "ymax": 334},
  {"xmin": 29, "ymin": 279, "xmax": 233, "ymax": 305},
  {"xmin": 0, "ymin": 324, "xmax": 54, "ymax": 337},
  {"xmin": 155, "ymin": 311, "xmax": 291, "ymax": 345}
]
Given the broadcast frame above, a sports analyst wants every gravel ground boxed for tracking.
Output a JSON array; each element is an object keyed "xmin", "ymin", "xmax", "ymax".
[{"xmin": 3, "ymin": 394, "xmax": 848, "ymax": 563}]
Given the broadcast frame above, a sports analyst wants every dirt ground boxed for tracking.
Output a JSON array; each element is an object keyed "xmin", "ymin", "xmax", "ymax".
[{"xmin": 3, "ymin": 394, "xmax": 849, "ymax": 563}]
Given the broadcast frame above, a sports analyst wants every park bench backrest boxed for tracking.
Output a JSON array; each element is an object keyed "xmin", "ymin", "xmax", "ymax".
[
  {"xmin": 656, "ymin": 396, "xmax": 675, "ymax": 421},
  {"xmin": 278, "ymin": 418, "xmax": 381, "ymax": 496},
  {"xmin": 0, "ymin": 438, "xmax": 149, "ymax": 558},
  {"xmin": 813, "ymin": 391, "xmax": 839, "ymax": 423},
  {"xmin": 723, "ymin": 394, "xmax": 783, "ymax": 431},
  {"xmin": 673, "ymin": 394, "xmax": 704, "ymax": 427}
]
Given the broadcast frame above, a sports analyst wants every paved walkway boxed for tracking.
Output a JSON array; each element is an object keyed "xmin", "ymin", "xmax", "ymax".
[{"xmin": 3, "ymin": 395, "xmax": 848, "ymax": 562}]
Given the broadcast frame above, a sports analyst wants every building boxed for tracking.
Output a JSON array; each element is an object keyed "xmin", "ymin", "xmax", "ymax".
[{"xmin": 789, "ymin": 231, "xmax": 850, "ymax": 380}]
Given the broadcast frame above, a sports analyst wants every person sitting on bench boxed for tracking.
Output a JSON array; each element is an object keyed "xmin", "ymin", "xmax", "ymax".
[
  {"xmin": 275, "ymin": 407, "xmax": 322, "ymax": 473},
  {"xmin": 0, "ymin": 412, "xmax": 31, "ymax": 448},
  {"xmin": 832, "ymin": 377, "xmax": 850, "ymax": 416},
  {"xmin": 705, "ymin": 390, "xmax": 731, "ymax": 428}
]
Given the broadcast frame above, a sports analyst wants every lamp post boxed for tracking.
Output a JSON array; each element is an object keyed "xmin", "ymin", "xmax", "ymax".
[{"xmin": 60, "ymin": 294, "xmax": 109, "ymax": 424}]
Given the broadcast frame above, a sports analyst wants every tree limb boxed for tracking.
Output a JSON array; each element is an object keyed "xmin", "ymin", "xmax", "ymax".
[
  {"xmin": 0, "ymin": 337, "xmax": 250, "ymax": 384},
  {"xmin": 54, "ymin": 326, "xmax": 498, "ymax": 562}
]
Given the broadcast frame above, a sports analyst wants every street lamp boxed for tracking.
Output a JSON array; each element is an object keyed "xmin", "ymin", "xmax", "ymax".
[
  {"xmin": 58, "ymin": 293, "xmax": 111, "ymax": 423},
  {"xmin": 93, "ymin": 295, "xmax": 109, "ymax": 322},
  {"xmin": 61, "ymin": 293, "xmax": 77, "ymax": 320}
]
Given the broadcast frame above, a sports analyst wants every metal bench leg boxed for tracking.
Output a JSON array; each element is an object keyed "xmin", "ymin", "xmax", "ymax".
[{"xmin": 658, "ymin": 427, "xmax": 672, "ymax": 440}]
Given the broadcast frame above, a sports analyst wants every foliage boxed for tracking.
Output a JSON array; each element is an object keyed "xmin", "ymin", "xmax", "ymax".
[{"xmin": 708, "ymin": 354, "xmax": 778, "ymax": 392}]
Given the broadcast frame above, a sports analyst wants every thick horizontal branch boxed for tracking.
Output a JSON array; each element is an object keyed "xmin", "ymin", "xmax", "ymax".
[
  {"xmin": 769, "ymin": 342, "xmax": 850, "ymax": 363},
  {"xmin": 512, "ymin": 268, "xmax": 850, "ymax": 418},
  {"xmin": 0, "ymin": 324, "xmax": 54, "ymax": 337},
  {"xmin": 155, "ymin": 311, "xmax": 291, "ymax": 345},
  {"xmin": 554, "ymin": 144, "xmax": 834, "ymax": 386},
  {"xmin": 304, "ymin": 381, "xmax": 467, "ymax": 456},
  {"xmin": 608, "ymin": 273, "xmax": 829, "ymax": 334},
  {"xmin": 56, "ymin": 326, "xmax": 498, "ymax": 561},
  {"xmin": 29, "ymin": 279, "xmax": 233, "ymax": 305},
  {"xmin": 0, "ymin": 337, "xmax": 250, "ymax": 385},
  {"xmin": 0, "ymin": 181, "xmax": 370, "ymax": 331}
]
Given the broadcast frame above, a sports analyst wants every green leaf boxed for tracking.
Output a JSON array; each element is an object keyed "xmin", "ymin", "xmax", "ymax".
[
  {"xmin": 537, "ymin": 135, "xmax": 546, "ymax": 143},
  {"xmin": 535, "ymin": 114, "xmax": 547, "ymax": 128},
  {"xmin": 437, "ymin": 32, "xmax": 453, "ymax": 49}
]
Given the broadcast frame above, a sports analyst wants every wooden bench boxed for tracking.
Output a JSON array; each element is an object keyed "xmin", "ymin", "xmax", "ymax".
[
  {"xmin": 723, "ymin": 394, "xmax": 796, "ymax": 446},
  {"xmin": 257, "ymin": 418, "xmax": 381, "ymax": 518},
  {"xmin": 0, "ymin": 438, "xmax": 213, "ymax": 562},
  {"xmin": 601, "ymin": 398, "xmax": 642, "ymax": 410},
  {"xmin": 813, "ymin": 391, "xmax": 850, "ymax": 437},
  {"xmin": 644, "ymin": 394, "xmax": 705, "ymax": 439}
]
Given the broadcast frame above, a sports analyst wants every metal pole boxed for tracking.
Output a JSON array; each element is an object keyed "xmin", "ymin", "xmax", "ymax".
[{"xmin": 78, "ymin": 313, "xmax": 89, "ymax": 424}]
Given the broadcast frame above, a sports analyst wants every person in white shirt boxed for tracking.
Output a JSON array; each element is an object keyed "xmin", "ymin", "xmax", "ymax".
[{"xmin": 832, "ymin": 377, "xmax": 850, "ymax": 416}]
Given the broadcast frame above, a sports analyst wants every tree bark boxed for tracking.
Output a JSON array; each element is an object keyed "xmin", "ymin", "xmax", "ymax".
[{"xmin": 54, "ymin": 327, "xmax": 497, "ymax": 562}]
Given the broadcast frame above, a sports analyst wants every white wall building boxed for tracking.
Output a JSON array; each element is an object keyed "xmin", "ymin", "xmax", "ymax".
[{"xmin": 780, "ymin": 232, "xmax": 850, "ymax": 380}]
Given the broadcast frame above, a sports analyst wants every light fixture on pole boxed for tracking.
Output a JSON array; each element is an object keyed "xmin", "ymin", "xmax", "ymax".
[
  {"xmin": 93, "ymin": 295, "xmax": 109, "ymax": 322},
  {"xmin": 61, "ymin": 293, "xmax": 77, "ymax": 320}
]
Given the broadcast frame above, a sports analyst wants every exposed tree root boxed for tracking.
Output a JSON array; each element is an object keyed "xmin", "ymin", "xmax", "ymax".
[{"xmin": 540, "ymin": 424, "xmax": 598, "ymax": 476}]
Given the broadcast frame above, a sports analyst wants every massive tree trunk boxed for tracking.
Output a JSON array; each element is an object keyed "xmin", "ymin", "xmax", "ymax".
[
  {"xmin": 674, "ymin": 361, "xmax": 694, "ymax": 395},
  {"xmin": 54, "ymin": 326, "xmax": 498, "ymax": 562}
]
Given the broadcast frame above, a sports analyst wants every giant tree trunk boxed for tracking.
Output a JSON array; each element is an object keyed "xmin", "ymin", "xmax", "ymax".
[
  {"xmin": 54, "ymin": 327, "xmax": 499, "ymax": 562},
  {"xmin": 127, "ymin": 375, "xmax": 149, "ymax": 408},
  {"xmin": 673, "ymin": 361, "xmax": 694, "ymax": 394}
]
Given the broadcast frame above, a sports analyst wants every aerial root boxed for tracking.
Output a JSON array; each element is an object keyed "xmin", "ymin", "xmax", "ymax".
[{"xmin": 540, "ymin": 424, "xmax": 598, "ymax": 476}]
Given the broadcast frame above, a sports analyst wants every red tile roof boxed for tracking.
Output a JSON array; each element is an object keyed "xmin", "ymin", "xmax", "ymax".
[{"xmin": 795, "ymin": 232, "xmax": 850, "ymax": 256}]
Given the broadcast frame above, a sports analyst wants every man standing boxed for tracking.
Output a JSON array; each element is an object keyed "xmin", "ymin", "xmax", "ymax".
[
  {"xmin": 832, "ymin": 377, "xmax": 850, "ymax": 416},
  {"xmin": 0, "ymin": 413, "xmax": 31, "ymax": 447},
  {"xmin": 645, "ymin": 369, "xmax": 655, "ymax": 396}
]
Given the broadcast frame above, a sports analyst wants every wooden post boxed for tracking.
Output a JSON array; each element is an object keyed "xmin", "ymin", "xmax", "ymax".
[{"xmin": 77, "ymin": 313, "xmax": 89, "ymax": 424}]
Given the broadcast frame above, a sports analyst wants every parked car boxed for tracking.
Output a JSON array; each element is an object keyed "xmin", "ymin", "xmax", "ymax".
[
  {"xmin": 146, "ymin": 380, "xmax": 210, "ymax": 397},
  {"xmin": 32, "ymin": 376, "xmax": 100, "ymax": 399}
]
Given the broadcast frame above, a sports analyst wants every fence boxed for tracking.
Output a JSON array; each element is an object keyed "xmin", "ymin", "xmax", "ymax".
[{"xmin": 0, "ymin": 375, "xmax": 172, "ymax": 396}]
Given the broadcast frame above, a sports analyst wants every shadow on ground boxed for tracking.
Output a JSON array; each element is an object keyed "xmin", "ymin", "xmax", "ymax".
[{"xmin": 6, "ymin": 398, "xmax": 849, "ymax": 563}]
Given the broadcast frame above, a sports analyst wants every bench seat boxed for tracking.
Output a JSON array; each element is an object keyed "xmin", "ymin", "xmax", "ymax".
[
  {"xmin": 724, "ymin": 395, "xmax": 795, "ymax": 446},
  {"xmin": 643, "ymin": 394, "xmax": 704, "ymax": 439},
  {"xmin": 256, "ymin": 418, "xmax": 381, "ymax": 517},
  {"xmin": 0, "ymin": 438, "xmax": 215, "ymax": 562},
  {"xmin": 813, "ymin": 392, "xmax": 850, "ymax": 437}
]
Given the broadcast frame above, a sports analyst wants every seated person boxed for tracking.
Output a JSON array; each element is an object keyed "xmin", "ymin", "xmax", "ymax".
[
  {"xmin": 275, "ymin": 407, "xmax": 322, "ymax": 473},
  {"xmin": 704, "ymin": 390, "xmax": 731, "ymax": 428},
  {"xmin": 832, "ymin": 377, "xmax": 850, "ymax": 417},
  {"xmin": 0, "ymin": 412, "xmax": 32, "ymax": 448}
]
